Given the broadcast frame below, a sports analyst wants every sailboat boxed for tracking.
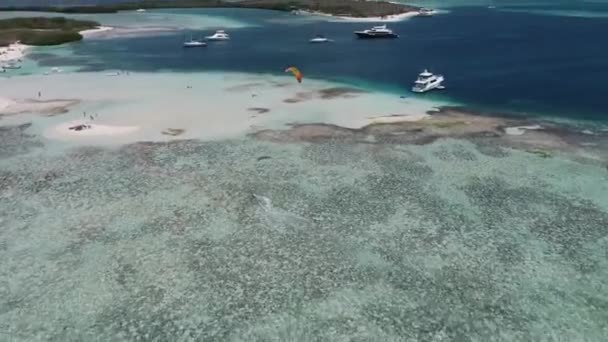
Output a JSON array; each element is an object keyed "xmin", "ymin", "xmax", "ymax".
[{"xmin": 183, "ymin": 33, "xmax": 206, "ymax": 48}]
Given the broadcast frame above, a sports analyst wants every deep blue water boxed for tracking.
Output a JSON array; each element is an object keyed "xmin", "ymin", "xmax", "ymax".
[{"xmin": 34, "ymin": 7, "xmax": 608, "ymax": 120}]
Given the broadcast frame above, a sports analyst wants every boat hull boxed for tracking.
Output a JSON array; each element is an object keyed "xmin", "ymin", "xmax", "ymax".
[
  {"xmin": 412, "ymin": 82, "xmax": 444, "ymax": 93},
  {"xmin": 354, "ymin": 32, "xmax": 398, "ymax": 39}
]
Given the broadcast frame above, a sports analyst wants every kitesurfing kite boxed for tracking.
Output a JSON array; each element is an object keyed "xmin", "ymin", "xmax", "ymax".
[{"xmin": 285, "ymin": 66, "xmax": 302, "ymax": 83}]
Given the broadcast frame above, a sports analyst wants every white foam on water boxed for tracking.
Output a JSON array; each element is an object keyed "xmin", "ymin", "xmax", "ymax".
[{"xmin": 505, "ymin": 124, "xmax": 543, "ymax": 136}]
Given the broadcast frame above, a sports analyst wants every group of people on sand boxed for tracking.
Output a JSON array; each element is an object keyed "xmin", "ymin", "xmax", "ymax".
[{"xmin": 68, "ymin": 112, "xmax": 99, "ymax": 132}]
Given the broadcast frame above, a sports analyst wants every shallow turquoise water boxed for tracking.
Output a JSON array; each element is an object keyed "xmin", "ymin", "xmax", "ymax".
[
  {"xmin": 1, "ymin": 129, "xmax": 607, "ymax": 340},
  {"xmin": 2, "ymin": 4, "xmax": 608, "ymax": 340}
]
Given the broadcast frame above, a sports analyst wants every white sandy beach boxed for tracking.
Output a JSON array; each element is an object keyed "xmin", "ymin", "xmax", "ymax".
[
  {"xmin": 0, "ymin": 97, "xmax": 16, "ymax": 111},
  {"xmin": 0, "ymin": 26, "xmax": 113, "ymax": 68},
  {"xmin": 0, "ymin": 42, "xmax": 29, "ymax": 64},
  {"xmin": 297, "ymin": 10, "xmax": 420, "ymax": 22},
  {"xmin": 0, "ymin": 97, "xmax": 79, "ymax": 116},
  {"xmin": 79, "ymin": 26, "xmax": 115, "ymax": 38},
  {"xmin": 505, "ymin": 125, "xmax": 543, "ymax": 136},
  {"xmin": 0, "ymin": 72, "xmax": 441, "ymax": 145},
  {"xmin": 50, "ymin": 121, "xmax": 140, "ymax": 138}
]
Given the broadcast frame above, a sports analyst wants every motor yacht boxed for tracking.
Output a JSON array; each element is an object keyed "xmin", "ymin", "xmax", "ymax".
[
  {"xmin": 354, "ymin": 25, "xmax": 398, "ymax": 39},
  {"xmin": 205, "ymin": 30, "xmax": 230, "ymax": 41},
  {"xmin": 412, "ymin": 69, "xmax": 445, "ymax": 93}
]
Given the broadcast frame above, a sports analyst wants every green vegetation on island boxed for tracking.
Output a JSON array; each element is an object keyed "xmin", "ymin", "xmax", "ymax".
[
  {"xmin": 0, "ymin": 0, "xmax": 417, "ymax": 18},
  {"xmin": 0, "ymin": 17, "xmax": 99, "ymax": 46}
]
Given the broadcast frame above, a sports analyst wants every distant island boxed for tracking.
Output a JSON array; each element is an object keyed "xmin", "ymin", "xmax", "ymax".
[
  {"xmin": 0, "ymin": 17, "xmax": 99, "ymax": 46},
  {"xmin": 0, "ymin": 0, "xmax": 418, "ymax": 18}
]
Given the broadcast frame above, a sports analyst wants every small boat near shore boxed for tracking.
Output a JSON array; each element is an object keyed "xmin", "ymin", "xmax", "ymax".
[
  {"xmin": 412, "ymin": 69, "xmax": 445, "ymax": 93},
  {"xmin": 309, "ymin": 35, "xmax": 331, "ymax": 43},
  {"xmin": 354, "ymin": 25, "xmax": 398, "ymax": 39}
]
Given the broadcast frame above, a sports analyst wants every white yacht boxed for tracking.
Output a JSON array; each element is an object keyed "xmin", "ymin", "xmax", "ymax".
[
  {"xmin": 183, "ymin": 34, "xmax": 207, "ymax": 48},
  {"xmin": 418, "ymin": 8, "xmax": 436, "ymax": 16},
  {"xmin": 205, "ymin": 30, "xmax": 230, "ymax": 41},
  {"xmin": 309, "ymin": 35, "xmax": 331, "ymax": 43},
  {"xmin": 354, "ymin": 25, "xmax": 398, "ymax": 39},
  {"xmin": 136, "ymin": 8, "xmax": 146, "ymax": 12},
  {"xmin": 412, "ymin": 69, "xmax": 445, "ymax": 93}
]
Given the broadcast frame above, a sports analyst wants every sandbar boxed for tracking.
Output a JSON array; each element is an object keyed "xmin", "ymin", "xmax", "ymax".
[
  {"xmin": 79, "ymin": 26, "xmax": 114, "ymax": 38},
  {"xmin": 0, "ymin": 42, "xmax": 30, "ymax": 64},
  {"xmin": 297, "ymin": 10, "xmax": 419, "ymax": 22},
  {"xmin": 47, "ymin": 121, "xmax": 140, "ymax": 140}
]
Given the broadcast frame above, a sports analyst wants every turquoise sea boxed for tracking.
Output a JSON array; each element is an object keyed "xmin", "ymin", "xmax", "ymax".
[{"xmin": 1, "ymin": 2, "xmax": 608, "ymax": 341}]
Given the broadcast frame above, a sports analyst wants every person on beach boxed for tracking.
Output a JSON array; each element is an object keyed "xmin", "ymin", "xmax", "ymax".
[{"xmin": 38, "ymin": 91, "xmax": 41, "ymax": 98}]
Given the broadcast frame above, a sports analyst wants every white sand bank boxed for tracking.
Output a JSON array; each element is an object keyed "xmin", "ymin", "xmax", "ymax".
[
  {"xmin": 0, "ymin": 43, "xmax": 30, "ymax": 64},
  {"xmin": 79, "ymin": 26, "xmax": 114, "ymax": 38},
  {"xmin": 0, "ymin": 71, "xmax": 446, "ymax": 145},
  {"xmin": 505, "ymin": 125, "xmax": 543, "ymax": 136},
  {"xmin": 0, "ymin": 97, "xmax": 16, "ymax": 111},
  {"xmin": 369, "ymin": 113, "xmax": 433, "ymax": 124},
  {"xmin": 48, "ymin": 121, "xmax": 139, "ymax": 139},
  {"xmin": 298, "ymin": 10, "xmax": 419, "ymax": 22},
  {"xmin": 0, "ymin": 97, "xmax": 79, "ymax": 116}
]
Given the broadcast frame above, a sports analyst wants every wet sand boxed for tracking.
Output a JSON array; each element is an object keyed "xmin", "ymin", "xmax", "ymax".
[
  {"xmin": 251, "ymin": 106, "xmax": 608, "ymax": 164},
  {"xmin": 0, "ymin": 98, "xmax": 80, "ymax": 117}
]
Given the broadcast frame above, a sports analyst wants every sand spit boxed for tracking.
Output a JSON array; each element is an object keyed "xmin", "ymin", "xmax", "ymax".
[
  {"xmin": 0, "ymin": 98, "xmax": 79, "ymax": 117},
  {"xmin": 79, "ymin": 26, "xmax": 114, "ymax": 38},
  {"xmin": 284, "ymin": 87, "xmax": 366, "ymax": 103},
  {"xmin": 47, "ymin": 121, "xmax": 140, "ymax": 140},
  {"xmin": 0, "ymin": 42, "xmax": 30, "ymax": 64},
  {"xmin": 298, "ymin": 10, "xmax": 419, "ymax": 22},
  {"xmin": 161, "ymin": 128, "xmax": 186, "ymax": 136},
  {"xmin": 251, "ymin": 106, "xmax": 608, "ymax": 163}
]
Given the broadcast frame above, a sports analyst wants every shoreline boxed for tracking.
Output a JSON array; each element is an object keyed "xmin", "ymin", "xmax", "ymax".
[
  {"xmin": 251, "ymin": 105, "xmax": 608, "ymax": 164},
  {"xmin": 1, "ymin": 70, "xmax": 607, "ymax": 168},
  {"xmin": 0, "ymin": 71, "xmax": 439, "ymax": 143},
  {"xmin": 297, "ymin": 10, "xmax": 419, "ymax": 22},
  {"xmin": 79, "ymin": 26, "xmax": 114, "ymax": 38},
  {"xmin": 47, "ymin": 120, "xmax": 140, "ymax": 139},
  {"xmin": 0, "ymin": 26, "xmax": 114, "ymax": 66},
  {"xmin": 0, "ymin": 1, "xmax": 418, "ymax": 19},
  {"xmin": 0, "ymin": 42, "xmax": 30, "ymax": 64}
]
